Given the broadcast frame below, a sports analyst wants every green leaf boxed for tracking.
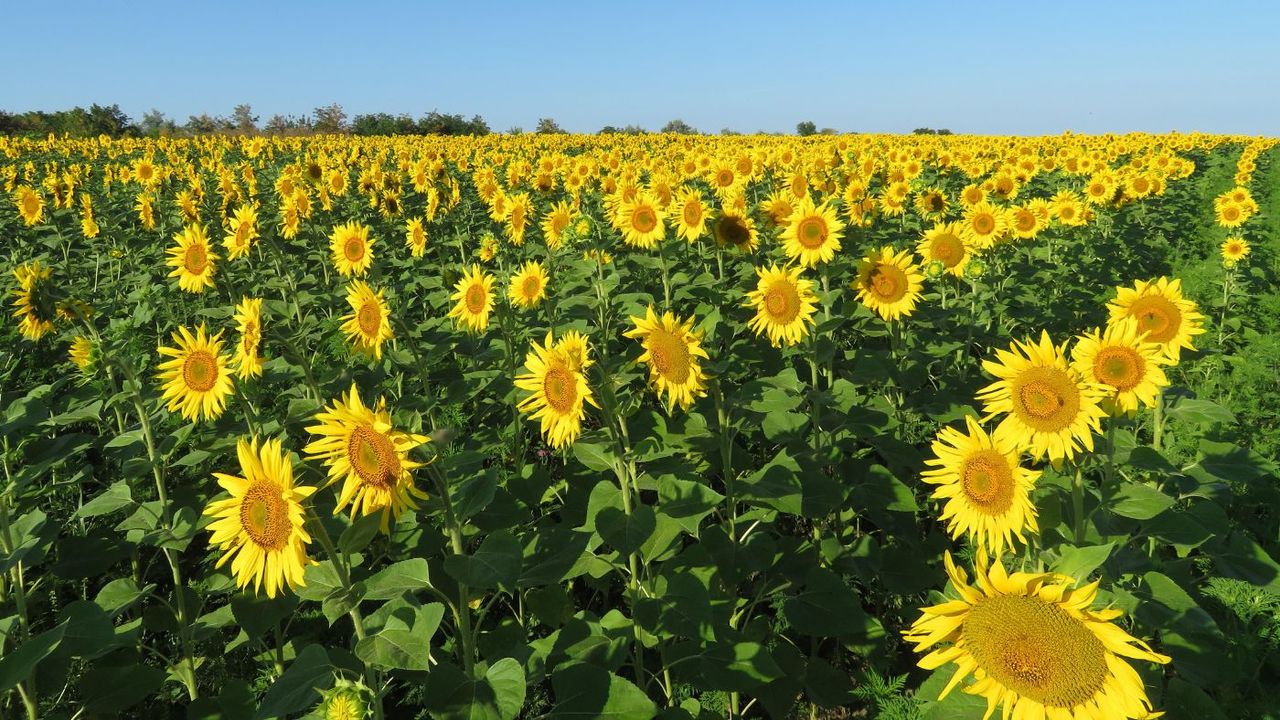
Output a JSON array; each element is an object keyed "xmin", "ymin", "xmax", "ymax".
[
  {"xmin": 781, "ymin": 567, "xmax": 868, "ymax": 637},
  {"xmin": 95, "ymin": 578, "xmax": 153, "ymax": 615},
  {"xmin": 296, "ymin": 561, "xmax": 343, "ymax": 601},
  {"xmin": 573, "ymin": 441, "xmax": 617, "ymax": 472},
  {"xmin": 550, "ymin": 662, "xmax": 657, "ymax": 719},
  {"xmin": 1165, "ymin": 397, "xmax": 1235, "ymax": 427},
  {"xmin": 444, "ymin": 531, "xmax": 521, "ymax": 591},
  {"xmin": 1052, "ymin": 543, "xmax": 1114, "ymax": 578},
  {"xmin": 1111, "ymin": 483, "xmax": 1175, "ymax": 520},
  {"xmin": 364, "ymin": 558, "xmax": 433, "ymax": 600},
  {"xmin": 698, "ymin": 642, "xmax": 784, "ymax": 691},
  {"xmin": 339, "ymin": 513, "xmax": 384, "ymax": 554},
  {"xmin": 55, "ymin": 601, "xmax": 116, "ymax": 659},
  {"xmin": 79, "ymin": 661, "xmax": 166, "ymax": 715},
  {"xmin": 75, "ymin": 480, "xmax": 135, "ymax": 518},
  {"xmin": 356, "ymin": 626, "xmax": 431, "ymax": 671},
  {"xmin": 254, "ymin": 644, "xmax": 333, "ymax": 720},
  {"xmin": 231, "ymin": 593, "xmax": 298, "ymax": 640},
  {"xmin": 655, "ymin": 475, "xmax": 722, "ymax": 535},
  {"xmin": 917, "ymin": 667, "xmax": 989, "ymax": 719},
  {"xmin": 0, "ymin": 621, "xmax": 67, "ymax": 693},
  {"xmin": 422, "ymin": 658, "xmax": 526, "ymax": 720},
  {"xmin": 597, "ymin": 506, "xmax": 656, "ymax": 555}
]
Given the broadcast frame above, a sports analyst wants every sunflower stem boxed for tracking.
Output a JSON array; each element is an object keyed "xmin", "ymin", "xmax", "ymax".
[
  {"xmin": 1071, "ymin": 466, "xmax": 1086, "ymax": 545},
  {"xmin": 1152, "ymin": 391, "xmax": 1165, "ymax": 452},
  {"xmin": 657, "ymin": 238, "xmax": 672, "ymax": 310},
  {"xmin": 0, "ymin": 458, "xmax": 39, "ymax": 720}
]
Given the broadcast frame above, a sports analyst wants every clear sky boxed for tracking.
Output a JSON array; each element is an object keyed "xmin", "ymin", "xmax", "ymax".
[{"xmin": 7, "ymin": 0, "xmax": 1279, "ymax": 135}]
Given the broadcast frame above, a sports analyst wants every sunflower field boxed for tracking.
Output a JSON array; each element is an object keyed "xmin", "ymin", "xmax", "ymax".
[{"xmin": 2, "ymin": 131, "xmax": 1278, "ymax": 720}]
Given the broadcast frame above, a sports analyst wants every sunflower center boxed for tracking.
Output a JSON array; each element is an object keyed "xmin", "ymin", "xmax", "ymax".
[
  {"xmin": 542, "ymin": 365, "xmax": 578, "ymax": 414},
  {"xmin": 182, "ymin": 350, "xmax": 218, "ymax": 392},
  {"xmin": 551, "ymin": 213, "xmax": 570, "ymax": 234},
  {"xmin": 963, "ymin": 595, "xmax": 1108, "ymax": 709},
  {"xmin": 631, "ymin": 206, "xmax": 658, "ymax": 234},
  {"xmin": 764, "ymin": 281, "xmax": 801, "ymax": 323},
  {"xmin": 796, "ymin": 216, "xmax": 828, "ymax": 249},
  {"xmin": 931, "ymin": 234, "xmax": 965, "ymax": 267},
  {"xmin": 715, "ymin": 169, "xmax": 734, "ymax": 187},
  {"xmin": 184, "ymin": 244, "xmax": 208, "ymax": 273},
  {"xmin": 1012, "ymin": 367, "xmax": 1081, "ymax": 431},
  {"xmin": 973, "ymin": 213, "xmax": 995, "ymax": 235},
  {"xmin": 961, "ymin": 450, "xmax": 1014, "ymax": 513},
  {"xmin": 646, "ymin": 328, "xmax": 691, "ymax": 384},
  {"xmin": 927, "ymin": 195, "xmax": 945, "ymax": 212},
  {"xmin": 1126, "ymin": 295, "xmax": 1180, "ymax": 343},
  {"xmin": 521, "ymin": 276, "xmax": 542, "ymax": 299},
  {"xmin": 239, "ymin": 481, "xmax": 290, "ymax": 551},
  {"xmin": 683, "ymin": 200, "xmax": 703, "ymax": 226},
  {"xmin": 357, "ymin": 299, "xmax": 381, "ymax": 336},
  {"xmin": 347, "ymin": 425, "xmax": 400, "ymax": 490},
  {"xmin": 1014, "ymin": 210, "xmax": 1036, "ymax": 232},
  {"xmin": 22, "ymin": 195, "xmax": 40, "ymax": 215},
  {"xmin": 1094, "ymin": 346, "xmax": 1143, "ymax": 391},
  {"xmin": 1223, "ymin": 206, "xmax": 1240, "ymax": 221},
  {"xmin": 867, "ymin": 263, "xmax": 908, "ymax": 302},
  {"xmin": 719, "ymin": 216, "xmax": 749, "ymax": 247},
  {"xmin": 464, "ymin": 284, "xmax": 488, "ymax": 315},
  {"xmin": 343, "ymin": 236, "xmax": 365, "ymax": 262}
]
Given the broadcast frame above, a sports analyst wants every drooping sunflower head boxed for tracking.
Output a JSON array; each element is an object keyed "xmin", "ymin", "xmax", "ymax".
[
  {"xmin": 1220, "ymin": 236, "xmax": 1250, "ymax": 266},
  {"xmin": 10, "ymin": 259, "xmax": 59, "ymax": 341},
  {"xmin": 904, "ymin": 552, "xmax": 1170, "ymax": 720},
  {"xmin": 556, "ymin": 330, "xmax": 594, "ymax": 372},
  {"xmin": 977, "ymin": 330, "xmax": 1108, "ymax": 464},
  {"xmin": 69, "ymin": 335, "xmax": 97, "ymax": 376},
  {"xmin": 204, "ymin": 436, "xmax": 317, "ymax": 598},
  {"xmin": 917, "ymin": 222, "xmax": 971, "ymax": 277},
  {"xmin": 233, "ymin": 297, "xmax": 265, "ymax": 380},
  {"xmin": 1106, "ymin": 277, "xmax": 1205, "ymax": 364},
  {"xmin": 780, "ymin": 195, "xmax": 845, "ymax": 268},
  {"xmin": 744, "ymin": 264, "xmax": 819, "ymax": 348},
  {"xmin": 448, "ymin": 264, "xmax": 495, "ymax": 334},
  {"xmin": 166, "ymin": 223, "xmax": 218, "ymax": 294},
  {"xmin": 304, "ymin": 384, "xmax": 430, "ymax": 531},
  {"xmin": 1071, "ymin": 318, "xmax": 1169, "ymax": 416},
  {"xmin": 515, "ymin": 331, "xmax": 598, "ymax": 449},
  {"xmin": 508, "ymin": 260, "xmax": 549, "ymax": 310},
  {"xmin": 540, "ymin": 200, "xmax": 575, "ymax": 250},
  {"xmin": 156, "ymin": 323, "xmax": 235, "ymax": 422},
  {"xmin": 853, "ymin": 246, "xmax": 926, "ymax": 322},
  {"xmin": 340, "ymin": 281, "xmax": 394, "ymax": 360},
  {"xmin": 330, "ymin": 221, "xmax": 375, "ymax": 277},
  {"xmin": 623, "ymin": 306, "xmax": 710, "ymax": 411}
]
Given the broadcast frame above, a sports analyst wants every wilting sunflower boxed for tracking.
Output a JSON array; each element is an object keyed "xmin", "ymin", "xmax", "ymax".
[
  {"xmin": 15, "ymin": 186, "xmax": 44, "ymax": 226},
  {"xmin": 745, "ymin": 264, "xmax": 819, "ymax": 347},
  {"xmin": 156, "ymin": 324, "xmax": 235, "ymax": 422},
  {"xmin": 10, "ymin": 260, "xmax": 58, "ymax": 341},
  {"xmin": 204, "ymin": 437, "xmax": 317, "ymax": 598},
  {"xmin": 853, "ymin": 246, "xmax": 925, "ymax": 322},
  {"xmin": 232, "ymin": 297, "xmax": 264, "ymax": 380},
  {"xmin": 616, "ymin": 192, "xmax": 666, "ymax": 249},
  {"xmin": 69, "ymin": 335, "xmax": 95, "ymax": 374},
  {"xmin": 508, "ymin": 261, "xmax": 549, "ymax": 309},
  {"xmin": 672, "ymin": 188, "xmax": 711, "ymax": 242},
  {"xmin": 977, "ymin": 331, "xmax": 1108, "ymax": 464},
  {"xmin": 405, "ymin": 217, "xmax": 428, "ymax": 257},
  {"xmin": 223, "ymin": 204, "xmax": 259, "ymax": 260},
  {"xmin": 448, "ymin": 264, "xmax": 495, "ymax": 334},
  {"xmin": 713, "ymin": 207, "xmax": 759, "ymax": 253},
  {"xmin": 1220, "ymin": 236, "xmax": 1250, "ymax": 265},
  {"xmin": 305, "ymin": 384, "xmax": 430, "ymax": 531},
  {"xmin": 330, "ymin": 221, "xmax": 375, "ymax": 277},
  {"xmin": 1071, "ymin": 318, "xmax": 1169, "ymax": 416},
  {"xmin": 167, "ymin": 223, "xmax": 218, "ymax": 294},
  {"xmin": 780, "ymin": 196, "xmax": 845, "ymax": 268},
  {"xmin": 1106, "ymin": 277, "xmax": 1205, "ymax": 363},
  {"xmin": 557, "ymin": 330, "xmax": 594, "ymax": 372},
  {"xmin": 340, "ymin": 281, "xmax": 394, "ymax": 359},
  {"xmin": 623, "ymin": 306, "xmax": 710, "ymax": 411},
  {"xmin": 904, "ymin": 552, "xmax": 1170, "ymax": 720},
  {"xmin": 516, "ymin": 331, "xmax": 597, "ymax": 449},
  {"xmin": 917, "ymin": 222, "xmax": 971, "ymax": 277},
  {"xmin": 922, "ymin": 416, "xmax": 1039, "ymax": 555}
]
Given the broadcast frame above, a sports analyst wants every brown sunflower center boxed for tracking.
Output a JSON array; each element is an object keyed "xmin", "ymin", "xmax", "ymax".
[
  {"xmin": 961, "ymin": 449, "xmax": 1015, "ymax": 513},
  {"xmin": 542, "ymin": 365, "xmax": 578, "ymax": 414},
  {"xmin": 184, "ymin": 244, "xmax": 208, "ymax": 274},
  {"xmin": 931, "ymin": 233, "xmax": 965, "ymax": 267},
  {"xmin": 866, "ymin": 263, "xmax": 908, "ymax": 302},
  {"xmin": 1093, "ymin": 346, "xmax": 1143, "ymax": 391},
  {"xmin": 343, "ymin": 236, "xmax": 365, "ymax": 263},
  {"xmin": 963, "ymin": 594, "xmax": 1109, "ymax": 709},
  {"xmin": 715, "ymin": 169, "xmax": 734, "ymax": 187},
  {"xmin": 631, "ymin": 206, "xmax": 658, "ymax": 234},
  {"xmin": 645, "ymin": 327, "xmax": 691, "ymax": 384},
  {"xmin": 1012, "ymin": 367, "xmax": 1081, "ymax": 431},
  {"xmin": 464, "ymin": 283, "xmax": 488, "ymax": 315},
  {"xmin": 764, "ymin": 281, "xmax": 801, "ymax": 324},
  {"xmin": 551, "ymin": 213, "xmax": 570, "ymax": 234},
  {"xmin": 926, "ymin": 194, "xmax": 945, "ymax": 212},
  {"xmin": 683, "ymin": 200, "xmax": 703, "ymax": 227},
  {"xmin": 357, "ymin": 299, "xmax": 381, "ymax": 336},
  {"xmin": 182, "ymin": 350, "xmax": 218, "ymax": 392},
  {"xmin": 521, "ymin": 275, "xmax": 542, "ymax": 300},
  {"xmin": 718, "ymin": 216, "xmax": 750, "ymax": 247},
  {"xmin": 239, "ymin": 481, "xmax": 291, "ymax": 551},
  {"xmin": 1014, "ymin": 210, "xmax": 1036, "ymax": 232},
  {"xmin": 796, "ymin": 216, "xmax": 828, "ymax": 250},
  {"xmin": 972, "ymin": 213, "xmax": 995, "ymax": 235},
  {"xmin": 347, "ymin": 425, "xmax": 400, "ymax": 490},
  {"xmin": 22, "ymin": 195, "xmax": 40, "ymax": 215},
  {"xmin": 1222, "ymin": 206, "xmax": 1240, "ymax": 221},
  {"xmin": 1126, "ymin": 295, "xmax": 1180, "ymax": 344}
]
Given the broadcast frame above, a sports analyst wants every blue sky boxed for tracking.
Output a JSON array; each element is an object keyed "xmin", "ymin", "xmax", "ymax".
[{"xmin": 7, "ymin": 0, "xmax": 1279, "ymax": 135}]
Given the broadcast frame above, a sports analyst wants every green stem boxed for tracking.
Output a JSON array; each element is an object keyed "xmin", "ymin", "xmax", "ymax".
[
  {"xmin": 1152, "ymin": 392, "xmax": 1165, "ymax": 452},
  {"xmin": 427, "ymin": 466, "xmax": 477, "ymax": 676},
  {"xmin": 1072, "ymin": 466, "xmax": 1086, "ymax": 545},
  {"xmin": 0, "ymin": 461, "xmax": 38, "ymax": 720}
]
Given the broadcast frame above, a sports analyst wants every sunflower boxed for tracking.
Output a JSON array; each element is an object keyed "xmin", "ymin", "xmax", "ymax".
[
  {"xmin": 853, "ymin": 246, "xmax": 925, "ymax": 322},
  {"xmin": 508, "ymin": 261, "xmax": 549, "ymax": 310},
  {"xmin": 623, "ymin": 306, "xmax": 710, "ymax": 411},
  {"xmin": 515, "ymin": 331, "xmax": 597, "ymax": 449},
  {"xmin": 541, "ymin": 200, "xmax": 575, "ymax": 250},
  {"xmin": 69, "ymin": 335, "xmax": 95, "ymax": 373},
  {"xmin": 10, "ymin": 260, "xmax": 58, "ymax": 341},
  {"xmin": 156, "ymin": 324, "xmax": 235, "ymax": 422},
  {"xmin": 167, "ymin": 223, "xmax": 218, "ymax": 294},
  {"xmin": 1220, "ymin": 236, "xmax": 1250, "ymax": 265},
  {"xmin": 922, "ymin": 416, "xmax": 1040, "ymax": 555},
  {"xmin": 616, "ymin": 192, "xmax": 666, "ymax": 249},
  {"xmin": 914, "ymin": 188, "xmax": 949, "ymax": 220},
  {"xmin": 672, "ymin": 188, "xmax": 710, "ymax": 242},
  {"xmin": 305, "ymin": 384, "xmax": 430, "ymax": 531},
  {"xmin": 448, "ymin": 264, "xmax": 495, "ymax": 334},
  {"xmin": 1214, "ymin": 201, "xmax": 1246, "ymax": 228},
  {"xmin": 232, "ymin": 297, "xmax": 265, "ymax": 380},
  {"xmin": 917, "ymin": 222, "xmax": 971, "ymax": 277},
  {"xmin": 204, "ymin": 437, "xmax": 317, "ymax": 598},
  {"xmin": 330, "ymin": 221, "xmax": 375, "ymax": 277},
  {"xmin": 713, "ymin": 207, "xmax": 759, "ymax": 253},
  {"xmin": 557, "ymin": 330, "xmax": 594, "ymax": 372},
  {"xmin": 340, "ymin": 281, "xmax": 394, "ymax": 359},
  {"xmin": 977, "ymin": 331, "xmax": 1108, "ymax": 464},
  {"xmin": 222, "ymin": 204, "xmax": 259, "ymax": 260},
  {"xmin": 405, "ymin": 217, "xmax": 427, "ymax": 257},
  {"xmin": 1008, "ymin": 204, "xmax": 1043, "ymax": 240},
  {"xmin": 745, "ymin": 264, "xmax": 819, "ymax": 347},
  {"xmin": 961, "ymin": 202, "xmax": 1007, "ymax": 249},
  {"xmin": 14, "ymin": 186, "xmax": 44, "ymax": 226},
  {"xmin": 1106, "ymin": 277, "xmax": 1205, "ymax": 363},
  {"xmin": 904, "ymin": 552, "xmax": 1170, "ymax": 720},
  {"xmin": 780, "ymin": 196, "xmax": 845, "ymax": 267},
  {"xmin": 1071, "ymin": 318, "xmax": 1169, "ymax": 416},
  {"xmin": 506, "ymin": 193, "xmax": 532, "ymax": 246}
]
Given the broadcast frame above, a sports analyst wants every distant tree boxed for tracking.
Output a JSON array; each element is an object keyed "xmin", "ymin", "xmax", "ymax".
[
  {"xmin": 796, "ymin": 121, "xmax": 817, "ymax": 136},
  {"xmin": 312, "ymin": 103, "xmax": 349, "ymax": 134},
  {"xmin": 507, "ymin": 126, "xmax": 524, "ymax": 135},
  {"xmin": 186, "ymin": 113, "xmax": 230, "ymax": 135},
  {"xmin": 660, "ymin": 119, "xmax": 698, "ymax": 134},
  {"xmin": 912, "ymin": 127, "xmax": 954, "ymax": 135},
  {"xmin": 818, "ymin": 127, "xmax": 839, "ymax": 135},
  {"xmin": 598, "ymin": 125, "xmax": 620, "ymax": 134},
  {"xmin": 353, "ymin": 112, "xmax": 416, "ymax": 135},
  {"xmin": 720, "ymin": 127, "xmax": 741, "ymax": 136},
  {"xmin": 535, "ymin": 117, "xmax": 566, "ymax": 134},
  {"xmin": 263, "ymin": 114, "xmax": 312, "ymax": 135},
  {"xmin": 418, "ymin": 111, "xmax": 489, "ymax": 136},
  {"xmin": 620, "ymin": 124, "xmax": 648, "ymax": 135},
  {"xmin": 140, "ymin": 109, "xmax": 176, "ymax": 136},
  {"xmin": 231, "ymin": 104, "xmax": 258, "ymax": 134},
  {"xmin": 85, "ymin": 104, "xmax": 135, "ymax": 136}
]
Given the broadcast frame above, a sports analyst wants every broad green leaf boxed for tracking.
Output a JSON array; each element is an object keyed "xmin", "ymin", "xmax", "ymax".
[
  {"xmin": 550, "ymin": 662, "xmax": 656, "ymax": 719},
  {"xmin": 0, "ymin": 621, "xmax": 67, "ymax": 693},
  {"xmin": 781, "ymin": 567, "xmax": 868, "ymax": 637},
  {"xmin": 444, "ymin": 530, "xmax": 521, "ymax": 590},
  {"xmin": 597, "ymin": 505, "xmax": 656, "ymax": 555},
  {"xmin": 1111, "ymin": 482, "xmax": 1175, "ymax": 520},
  {"xmin": 254, "ymin": 644, "xmax": 333, "ymax": 720},
  {"xmin": 79, "ymin": 661, "xmax": 166, "ymax": 715},
  {"xmin": 1052, "ymin": 543, "xmax": 1114, "ymax": 579},
  {"xmin": 364, "ymin": 558, "xmax": 433, "ymax": 600},
  {"xmin": 75, "ymin": 480, "xmax": 134, "ymax": 518}
]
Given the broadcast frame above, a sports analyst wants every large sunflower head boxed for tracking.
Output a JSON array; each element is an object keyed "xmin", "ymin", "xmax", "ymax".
[
  {"xmin": 10, "ymin": 259, "xmax": 59, "ymax": 341},
  {"xmin": 204, "ymin": 436, "xmax": 317, "ymax": 598},
  {"xmin": 1071, "ymin": 318, "xmax": 1169, "ymax": 416},
  {"xmin": 233, "ymin": 297, "xmax": 265, "ymax": 380},
  {"xmin": 330, "ymin": 221, "xmax": 375, "ymax": 277},
  {"xmin": 615, "ymin": 192, "xmax": 666, "ymax": 249},
  {"xmin": 340, "ymin": 281, "xmax": 394, "ymax": 360},
  {"xmin": 508, "ymin": 260, "xmax": 549, "ymax": 310},
  {"xmin": 623, "ymin": 306, "xmax": 710, "ymax": 411},
  {"xmin": 922, "ymin": 415, "xmax": 1040, "ymax": 555},
  {"xmin": 304, "ymin": 384, "xmax": 430, "ymax": 531},
  {"xmin": 976, "ymin": 331, "xmax": 1108, "ymax": 464},
  {"xmin": 15, "ymin": 186, "xmax": 45, "ymax": 226},
  {"xmin": 541, "ymin": 200, "xmax": 575, "ymax": 250},
  {"xmin": 222, "ymin": 204, "xmax": 259, "ymax": 260},
  {"xmin": 961, "ymin": 202, "xmax": 1008, "ymax": 249},
  {"xmin": 166, "ymin": 223, "xmax": 218, "ymax": 294},
  {"xmin": 515, "ymin": 331, "xmax": 598, "ymax": 449},
  {"xmin": 673, "ymin": 188, "xmax": 710, "ymax": 243},
  {"xmin": 905, "ymin": 552, "xmax": 1170, "ymax": 720},
  {"xmin": 156, "ymin": 323, "xmax": 235, "ymax": 422},
  {"xmin": 1106, "ymin": 277, "xmax": 1205, "ymax": 364},
  {"xmin": 853, "ymin": 246, "xmax": 926, "ymax": 322},
  {"xmin": 448, "ymin": 264, "xmax": 495, "ymax": 334},
  {"xmin": 1220, "ymin": 236, "xmax": 1250, "ymax": 266},
  {"xmin": 780, "ymin": 195, "xmax": 845, "ymax": 268},
  {"xmin": 744, "ymin": 264, "xmax": 818, "ymax": 347},
  {"xmin": 917, "ymin": 222, "xmax": 971, "ymax": 277}
]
